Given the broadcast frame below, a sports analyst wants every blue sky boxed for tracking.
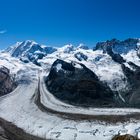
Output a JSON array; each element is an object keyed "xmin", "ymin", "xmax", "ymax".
[{"xmin": 0, "ymin": 0, "xmax": 140, "ymax": 49}]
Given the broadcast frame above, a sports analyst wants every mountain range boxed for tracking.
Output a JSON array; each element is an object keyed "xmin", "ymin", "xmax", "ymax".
[
  {"xmin": 1, "ymin": 38, "xmax": 140, "ymax": 107},
  {"xmin": 1, "ymin": 38, "xmax": 140, "ymax": 140}
]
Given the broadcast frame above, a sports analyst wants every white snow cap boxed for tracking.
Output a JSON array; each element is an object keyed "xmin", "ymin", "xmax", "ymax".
[{"xmin": 77, "ymin": 43, "xmax": 89, "ymax": 50}]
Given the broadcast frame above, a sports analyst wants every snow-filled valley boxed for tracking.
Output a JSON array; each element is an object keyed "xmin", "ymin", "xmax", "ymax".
[{"xmin": 1, "ymin": 38, "xmax": 140, "ymax": 140}]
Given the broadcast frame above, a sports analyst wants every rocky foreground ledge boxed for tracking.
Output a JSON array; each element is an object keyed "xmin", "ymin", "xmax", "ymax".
[{"xmin": 112, "ymin": 134, "xmax": 139, "ymax": 140}]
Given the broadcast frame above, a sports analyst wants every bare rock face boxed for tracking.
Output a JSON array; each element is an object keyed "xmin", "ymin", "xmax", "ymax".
[
  {"xmin": 0, "ymin": 127, "xmax": 9, "ymax": 140},
  {"xmin": 121, "ymin": 62, "xmax": 140, "ymax": 107},
  {"xmin": 0, "ymin": 66, "xmax": 16, "ymax": 96},
  {"xmin": 46, "ymin": 59, "xmax": 117, "ymax": 107},
  {"xmin": 74, "ymin": 52, "xmax": 88, "ymax": 61}
]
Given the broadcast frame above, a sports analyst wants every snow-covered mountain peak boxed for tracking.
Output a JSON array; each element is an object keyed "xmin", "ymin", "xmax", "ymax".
[
  {"xmin": 56, "ymin": 43, "xmax": 89, "ymax": 54},
  {"xmin": 59, "ymin": 44, "xmax": 75, "ymax": 53},
  {"xmin": 19, "ymin": 40, "xmax": 38, "ymax": 47},
  {"xmin": 24, "ymin": 40, "xmax": 38, "ymax": 45},
  {"xmin": 5, "ymin": 40, "xmax": 57, "ymax": 65},
  {"xmin": 77, "ymin": 43, "xmax": 89, "ymax": 50},
  {"xmin": 7, "ymin": 40, "xmax": 42, "ymax": 57}
]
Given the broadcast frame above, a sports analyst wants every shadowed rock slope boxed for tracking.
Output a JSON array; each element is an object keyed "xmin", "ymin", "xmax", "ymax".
[
  {"xmin": 45, "ymin": 59, "xmax": 119, "ymax": 107},
  {"xmin": 0, "ymin": 66, "xmax": 17, "ymax": 96}
]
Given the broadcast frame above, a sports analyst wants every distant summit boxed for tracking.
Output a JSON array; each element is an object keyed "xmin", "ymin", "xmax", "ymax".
[
  {"xmin": 94, "ymin": 38, "xmax": 140, "ymax": 54},
  {"xmin": 77, "ymin": 43, "xmax": 89, "ymax": 50},
  {"xmin": 6, "ymin": 40, "xmax": 57, "ymax": 64}
]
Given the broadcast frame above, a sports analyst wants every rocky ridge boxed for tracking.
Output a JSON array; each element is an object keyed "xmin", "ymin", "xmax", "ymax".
[{"xmin": 0, "ymin": 66, "xmax": 17, "ymax": 96}]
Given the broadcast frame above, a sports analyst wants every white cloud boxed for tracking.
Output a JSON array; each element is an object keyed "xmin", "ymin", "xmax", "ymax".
[{"xmin": 0, "ymin": 30, "xmax": 7, "ymax": 34}]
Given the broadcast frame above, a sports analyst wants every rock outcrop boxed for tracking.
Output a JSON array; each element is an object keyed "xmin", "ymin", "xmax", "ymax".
[
  {"xmin": 0, "ymin": 66, "xmax": 17, "ymax": 96},
  {"xmin": 74, "ymin": 52, "xmax": 88, "ymax": 61},
  {"xmin": 45, "ymin": 56, "xmax": 140, "ymax": 108},
  {"xmin": 112, "ymin": 134, "xmax": 139, "ymax": 140},
  {"xmin": 106, "ymin": 45, "xmax": 126, "ymax": 64},
  {"xmin": 121, "ymin": 62, "xmax": 140, "ymax": 107},
  {"xmin": 46, "ymin": 59, "xmax": 117, "ymax": 107}
]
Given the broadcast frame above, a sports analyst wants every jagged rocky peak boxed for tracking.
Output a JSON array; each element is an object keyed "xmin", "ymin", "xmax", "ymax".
[
  {"xmin": 94, "ymin": 38, "xmax": 140, "ymax": 54},
  {"xmin": 0, "ymin": 66, "xmax": 17, "ymax": 96},
  {"xmin": 121, "ymin": 62, "xmax": 140, "ymax": 107},
  {"xmin": 46, "ymin": 59, "xmax": 117, "ymax": 107}
]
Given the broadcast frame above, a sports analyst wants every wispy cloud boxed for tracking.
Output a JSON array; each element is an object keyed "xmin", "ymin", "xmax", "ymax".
[{"xmin": 0, "ymin": 29, "xmax": 7, "ymax": 34}]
